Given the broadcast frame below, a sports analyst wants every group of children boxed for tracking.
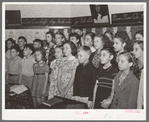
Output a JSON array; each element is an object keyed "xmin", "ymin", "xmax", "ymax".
[{"xmin": 5, "ymin": 29, "xmax": 144, "ymax": 109}]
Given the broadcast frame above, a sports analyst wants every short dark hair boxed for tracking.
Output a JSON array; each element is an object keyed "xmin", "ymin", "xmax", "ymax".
[
  {"xmin": 46, "ymin": 31, "xmax": 54, "ymax": 38},
  {"xmin": 18, "ymin": 36, "xmax": 27, "ymax": 43},
  {"xmin": 101, "ymin": 47, "xmax": 115, "ymax": 56},
  {"xmin": 6, "ymin": 38, "xmax": 15, "ymax": 45},
  {"xmin": 69, "ymin": 32, "xmax": 80, "ymax": 40},
  {"xmin": 101, "ymin": 47, "xmax": 116, "ymax": 65},
  {"xmin": 63, "ymin": 41, "xmax": 77, "ymax": 56},
  {"xmin": 78, "ymin": 46, "xmax": 92, "ymax": 57},
  {"xmin": 24, "ymin": 44, "xmax": 35, "ymax": 55},
  {"xmin": 69, "ymin": 32, "xmax": 81, "ymax": 45},
  {"xmin": 33, "ymin": 39, "xmax": 43, "ymax": 47},
  {"xmin": 85, "ymin": 32, "xmax": 96, "ymax": 41},
  {"xmin": 114, "ymin": 31, "xmax": 130, "ymax": 43},
  {"xmin": 6, "ymin": 38, "xmax": 15, "ymax": 52},
  {"xmin": 10, "ymin": 45, "xmax": 20, "ymax": 52}
]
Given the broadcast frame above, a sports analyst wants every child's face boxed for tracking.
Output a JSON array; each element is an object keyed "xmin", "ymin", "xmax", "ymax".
[
  {"xmin": 135, "ymin": 34, "xmax": 143, "ymax": 41},
  {"xmin": 23, "ymin": 47, "xmax": 31, "ymax": 57},
  {"xmin": 100, "ymin": 50, "xmax": 112, "ymax": 65},
  {"xmin": 18, "ymin": 39, "xmax": 26, "ymax": 48},
  {"xmin": 93, "ymin": 37, "xmax": 103, "ymax": 50},
  {"xmin": 46, "ymin": 34, "xmax": 52, "ymax": 43},
  {"xmin": 118, "ymin": 54, "xmax": 132, "ymax": 71},
  {"xmin": 7, "ymin": 41, "xmax": 13, "ymax": 49},
  {"xmin": 10, "ymin": 49, "xmax": 19, "ymax": 58},
  {"xmin": 113, "ymin": 38, "xmax": 124, "ymax": 52},
  {"xmin": 133, "ymin": 43, "xmax": 143, "ymax": 59},
  {"xmin": 78, "ymin": 50, "xmax": 89, "ymax": 64},
  {"xmin": 55, "ymin": 48, "xmax": 63, "ymax": 59},
  {"xmin": 55, "ymin": 34, "xmax": 63, "ymax": 46},
  {"xmin": 84, "ymin": 35, "xmax": 92, "ymax": 47},
  {"xmin": 33, "ymin": 42, "xmax": 41, "ymax": 49},
  {"xmin": 63, "ymin": 43, "xmax": 71, "ymax": 57},
  {"xmin": 70, "ymin": 36, "xmax": 78, "ymax": 46},
  {"xmin": 35, "ymin": 51, "xmax": 42, "ymax": 62}
]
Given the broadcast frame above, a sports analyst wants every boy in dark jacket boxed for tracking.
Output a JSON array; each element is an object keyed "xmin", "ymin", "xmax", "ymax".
[{"xmin": 73, "ymin": 46, "xmax": 96, "ymax": 108}]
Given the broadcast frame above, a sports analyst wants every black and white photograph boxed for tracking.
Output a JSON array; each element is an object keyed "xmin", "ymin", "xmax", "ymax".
[{"xmin": 3, "ymin": 2, "xmax": 146, "ymax": 120}]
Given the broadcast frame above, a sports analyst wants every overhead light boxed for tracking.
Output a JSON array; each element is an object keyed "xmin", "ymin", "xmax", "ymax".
[{"xmin": 47, "ymin": 26, "xmax": 71, "ymax": 29}]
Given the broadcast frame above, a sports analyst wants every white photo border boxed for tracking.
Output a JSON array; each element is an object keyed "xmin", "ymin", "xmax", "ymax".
[{"xmin": 2, "ymin": 2, "xmax": 146, "ymax": 120}]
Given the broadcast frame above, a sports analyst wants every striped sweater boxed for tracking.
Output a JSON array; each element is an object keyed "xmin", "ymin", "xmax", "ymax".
[{"xmin": 97, "ymin": 65, "xmax": 118, "ymax": 89}]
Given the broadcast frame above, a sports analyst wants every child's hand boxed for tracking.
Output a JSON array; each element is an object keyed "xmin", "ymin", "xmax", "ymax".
[{"xmin": 101, "ymin": 98, "xmax": 111, "ymax": 109}]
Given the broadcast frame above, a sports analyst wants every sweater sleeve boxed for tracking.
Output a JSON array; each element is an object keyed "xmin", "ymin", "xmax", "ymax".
[
  {"xmin": 127, "ymin": 76, "xmax": 139, "ymax": 109},
  {"xmin": 73, "ymin": 66, "xmax": 80, "ymax": 96},
  {"xmin": 88, "ymin": 68, "xmax": 96, "ymax": 101}
]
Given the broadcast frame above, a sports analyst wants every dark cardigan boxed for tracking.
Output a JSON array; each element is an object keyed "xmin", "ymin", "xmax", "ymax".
[{"xmin": 73, "ymin": 62, "xmax": 96, "ymax": 101}]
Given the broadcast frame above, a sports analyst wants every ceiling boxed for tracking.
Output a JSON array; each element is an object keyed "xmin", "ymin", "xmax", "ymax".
[{"xmin": 5, "ymin": 3, "xmax": 144, "ymax": 18}]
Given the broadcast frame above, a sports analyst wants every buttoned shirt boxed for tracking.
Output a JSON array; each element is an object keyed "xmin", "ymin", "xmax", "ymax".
[
  {"xmin": 6, "ymin": 56, "xmax": 22, "ymax": 75},
  {"xmin": 22, "ymin": 56, "xmax": 36, "ymax": 77}
]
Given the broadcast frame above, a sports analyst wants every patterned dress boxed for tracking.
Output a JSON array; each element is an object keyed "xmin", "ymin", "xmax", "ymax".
[
  {"xmin": 32, "ymin": 62, "xmax": 49, "ymax": 98},
  {"xmin": 48, "ymin": 58, "xmax": 62, "ymax": 99},
  {"xmin": 59, "ymin": 56, "xmax": 79, "ymax": 99},
  {"xmin": 91, "ymin": 51, "xmax": 101, "ymax": 69}
]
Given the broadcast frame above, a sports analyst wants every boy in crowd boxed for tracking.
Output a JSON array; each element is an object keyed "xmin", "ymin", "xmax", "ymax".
[
  {"xmin": 5, "ymin": 45, "xmax": 22, "ymax": 84},
  {"xmin": 74, "ymin": 28, "xmax": 85, "ymax": 46},
  {"xmin": 17, "ymin": 36, "xmax": 27, "ymax": 58},
  {"xmin": 69, "ymin": 32, "xmax": 81, "ymax": 48},
  {"xmin": 21, "ymin": 44, "xmax": 36, "ymax": 90},
  {"xmin": 33, "ymin": 39, "xmax": 43, "ymax": 49},
  {"xmin": 73, "ymin": 46, "xmax": 96, "ymax": 108}
]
